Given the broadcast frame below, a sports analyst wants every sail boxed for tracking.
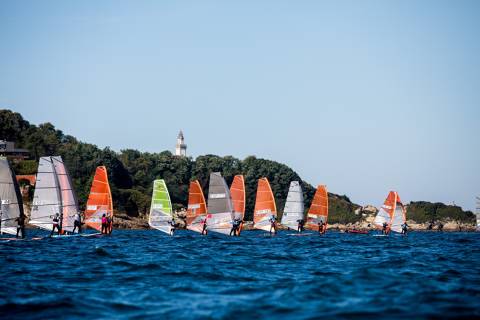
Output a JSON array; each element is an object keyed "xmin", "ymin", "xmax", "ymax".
[
  {"xmin": 84, "ymin": 166, "xmax": 113, "ymax": 232},
  {"xmin": 206, "ymin": 172, "xmax": 234, "ymax": 235},
  {"xmin": 281, "ymin": 181, "xmax": 304, "ymax": 230},
  {"xmin": 306, "ymin": 185, "xmax": 329, "ymax": 231},
  {"xmin": 186, "ymin": 180, "xmax": 207, "ymax": 233},
  {"xmin": 253, "ymin": 177, "xmax": 277, "ymax": 232},
  {"xmin": 230, "ymin": 175, "xmax": 245, "ymax": 221},
  {"xmin": 0, "ymin": 157, "xmax": 24, "ymax": 235},
  {"xmin": 30, "ymin": 157, "xmax": 62, "ymax": 231},
  {"xmin": 149, "ymin": 179, "xmax": 173, "ymax": 234},
  {"xmin": 51, "ymin": 157, "xmax": 79, "ymax": 233},
  {"xmin": 374, "ymin": 191, "xmax": 405, "ymax": 233},
  {"xmin": 476, "ymin": 196, "xmax": 480, "ymax": 231}
]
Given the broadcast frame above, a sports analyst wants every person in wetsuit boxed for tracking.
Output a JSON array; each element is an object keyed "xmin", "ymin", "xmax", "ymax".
[
  {"xmin": 297, "ymin": 219, "xmax": 305, "ymax": 233},
  {"xmin": 15, "ymin": 214, "xmax": 26, "ymax": 239},
  {"xmin": 269, "ymin": 215, "xmax": 277, "ymax": 235},
  {"xmin": 101, "ymin": 214, "xmax": 108, "ymax": 234},
  {"xmin": 318, "ymin": 220, "xmax": 325, "ymax": 234},
  {"xmin": 106, "ymin": 215, "xmax": 113, "ymax": 235},
  {"xmin": 201, "ymin": 217, "xmax": 208, "ymax": 235},
  {"xmin": 50, "ymin": 213, "xmax": 61, "ymax": 237},
  {"xmin": 438, "ymin": 222, "xmax": 444, "ymax": 232},
  {"xmin": 72, "ymin": 212, "xmax": 82, "ymax": 234},
  {"xmin": 401, "ymin": 222, "xmax": 408, "ymax": 235},
  {"xmin": 169, "ymin": 219, "xmax": 175, "ymax": 236},
  {"xmin": 382, "ymin": 222, "xmax": 388, "ymax": 235}
]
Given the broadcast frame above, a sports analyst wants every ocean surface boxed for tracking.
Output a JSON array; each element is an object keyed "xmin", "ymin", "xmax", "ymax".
[{"xmin": 1, "ymin": 230, "xmax": 479, "ymax": 319}]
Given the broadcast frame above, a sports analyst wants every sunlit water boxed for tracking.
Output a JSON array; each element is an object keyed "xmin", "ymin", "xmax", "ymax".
[{"xmin": 1, "ymin": 230, "xmax": 479, "ymax": 319}]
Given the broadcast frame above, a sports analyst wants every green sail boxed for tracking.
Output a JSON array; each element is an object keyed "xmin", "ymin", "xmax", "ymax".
[{"xmin": 149, "ymin": 179, "xmax": 173, "ymax": 234}]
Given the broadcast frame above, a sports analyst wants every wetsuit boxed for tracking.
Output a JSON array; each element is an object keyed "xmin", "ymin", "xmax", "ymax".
[
  {"xmin": 101, "ymin": 216, "xmax": 108, "ymax": 234},
  {"xmin": 269, "ymin": 216, "xmax": 277, "ymax": 235},
  {"xmin": 169, "ymin": 220, "xmax": 175, "ymax": 236},
  {"xmin": 201, "ymin": 219, "xmax": 207, "ymax": 235},
  {"xmin": 318, "ymin": 221, "xmax": 325, "ymax": 234},
  {"xmin": 50, "ymin": 215, "xmax": 61, "ymax": 236},
  {"xmin": 401, "ymin": 223, "xmax": 408, "ymax": 235},
  {"xmin": 16, "ymin": 215, "xmax": 25, "ymax": 239},
  {"xmin": 297, "ymin": 219, "xmax": 305, "ymax": 233},
  {"xmin": 72, "ymin": 213, "xmax": 82, "ymax": 233},
  {"xmin": 106, "ymin": 216, "xmax": 112, "ymax": 235},
  {"xmin": 382, "ymin": 222, "xmax": 388, "ymax": 235},
  {"xmin": 438, "ymin": 223, "xmax": 444, "ymax": 232},
  {"xmin": 230, "ymin": 219, "xmax": 241, "ymax": 236}
]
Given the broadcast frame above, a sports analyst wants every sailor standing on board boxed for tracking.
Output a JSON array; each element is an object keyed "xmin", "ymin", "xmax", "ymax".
[
  {"xmin": 50, "ymin": 213, "xmax": 61, "ymax": 237},
  {"xmin": 401, "ymin": 222, "xmax": 408, "ymax": 235},
  {"xmin": 72, "ymin": 212, "xmax": 82, "ymax": 234},
  {"xmin": 269, "ymin": 215, "xmax": 277, "ymax": 235},
  {"xmin": 169, "ymin": 218, "xmax": 175, "ymax": 236},
  {"xmin": 318, "ymin": 220, "xmax": 325, "ymax": 234},
  {"xmin": 101, "ymin": 214, "xmax": 108, "ymax": 234},
  {"xmin": 15, "ymin": 214, "xmax": 26, "ymax": 239},
  {"xmin": 297, "ymin": 219, "xmax": 305, "ymax": 233},
  {"xmin": 201, "ymin": 217, "xmax": 208, "ymax": 235},
  {"xmin": 106, "ymin": 215, "xmax": 112, "ymax": 235},
  {"xmin": 382, "ymin": 222, "xmax": 388, "ymax": 235}
]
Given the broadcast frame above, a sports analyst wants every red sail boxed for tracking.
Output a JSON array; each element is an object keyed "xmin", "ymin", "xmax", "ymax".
[
  {"xmin": 253, "ymin": 178, "xmax": 277, "ymax": 231},
  {"xmin": 306, "ymin": 185, "xmax": 329, "ymax": 232},
  {"xmin": 84, "ymin": 166, "xmax": 113, "ymax": 231},
  {"xmin": 230, "ymin": 175, "xmax": 245, "ymax": 233},
  {"xmin": 186, "ymin": 180, "xmax": 207, "ymax": 233}
]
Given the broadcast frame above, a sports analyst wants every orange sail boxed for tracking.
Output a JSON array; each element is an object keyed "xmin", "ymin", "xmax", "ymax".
[
  {"xmin": 84, "ymin": 166, "xmax": 113, "ymax": 232},
  {"xmin": 186, "ymin": 180, "xmax": 207, "ymax": 233},
  {"xmin": 253, "ymin": 177, "xmax": 277, "ymax": 231},
  {"xmin": 374, "ymin": 191, "xmax": 406, "ymax": 233},
  {"xmin": 306, "ymin": 185, "xmax": 329, "ymax": 232},
  {"xmin": 230, "ymin": 175, "xmax": 246, "ymax": 233}
]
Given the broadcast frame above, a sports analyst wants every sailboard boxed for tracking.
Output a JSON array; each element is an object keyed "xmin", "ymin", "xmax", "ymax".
[
  {"xmin": 253, "ymin": 177, "xmax": 277, "ymax": 232},
  {"xmin": 206, "ymin": 172, "xmax": 234, "ymax": 235},
  {"xmin": 305, "ymin": 185, "xmax": 329, "ymax": 233},
  {"xmin": 0, "ymin": 157, "xmax": 24, "ymax": 235},
  {"xmin": 186, "ymin": 180, "xmax": 207, "ymax": 233},
  {"xmin": 84, "ymin": 166, "xmax": 113, "ymax": 232},
  {"xmin": 373, "ymin": 191, "xmax": 406, "ymax": 234},
  {"xmin": 149, "ymin": 179, "xmax": 174, "ymax": 235},
  {"xmin": 230, "ymin": 175, "xmax": 245, "ymax": 234},
  {"xmin": 30, "ymin": 156, "xmax": 79, "ymax": 233},
  {"xmin": 281, "ymin": 181, "xmax": 304, "ymax": 230}
]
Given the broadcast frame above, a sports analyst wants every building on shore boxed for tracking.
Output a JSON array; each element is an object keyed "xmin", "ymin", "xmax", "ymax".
[
  {"xmin": 175, "ymin": 131, "xmax": 187, "ymax": 157},
  {"xmin": 0, "ymin": 140, "xmax": 30, "ymax": 161}
]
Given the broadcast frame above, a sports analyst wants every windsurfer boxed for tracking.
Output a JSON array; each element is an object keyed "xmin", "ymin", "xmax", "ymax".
[
  {"xmin": 169, "ymin": 219, "xmax": 175, "ymax": 236},
  {"xmin": 401, "ymin": 222, "xmax": 408, "ymax": 235},
  {"xmin": 15, "ymin": 214, "xmax": 25, "ymax": 239},
  {"xmin": 230, "ymin": 218, "xmax": 241, "ymax": 236},
  {"xmin": 50, "ymin": 213, "xmax": 61, "ymax": 237},
  {"xmin": 438, "ymin": 222, "xmax": 444, "ymax": 232},
  {"xmin": 101, "ymin": 214, "xmax": 108, "ymax": 234},
  {"xmin": 382, "ymin": 222, "xmax": 388, "ymax": 235},
  {"xmin": 107, "ymin": 215, "xmax": 113, "ymax": 235},
  {"xmin": 297, "ymin": 219, "xmax": 305, "ymax": 233},
  {"xmin": 72, "ymin": 212, "xmax": 82, "ymax": 234},
  {"xmin": 269, "ymin": 215, "xmax": 277, "ymax": 235},
  {"xmin": 318, "ymin": 220, "xmax": 325, "ymax": 234},
  {"xmin": 201, "ymin": 217, "xmax": 207, "ymax": 235}
]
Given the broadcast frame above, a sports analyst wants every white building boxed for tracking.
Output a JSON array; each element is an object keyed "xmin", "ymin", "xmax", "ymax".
[{"xmin": 175, "ymin": 130, "xmax": 187, "ymax": 156}]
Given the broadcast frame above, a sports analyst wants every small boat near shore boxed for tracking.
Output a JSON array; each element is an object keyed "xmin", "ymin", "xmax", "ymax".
[{"xmin": 374, "ymin": 191, "xmax": 406, "ymax": 235}]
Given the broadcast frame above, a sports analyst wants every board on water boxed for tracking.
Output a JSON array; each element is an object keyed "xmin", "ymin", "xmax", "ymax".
[
  {"xmin": 0, "ymin": 237, "xmax": 43, "ymax": 242},
  {"xmin": 81, "ymin": 232, "xmax": 103, "ymax": 238},
  {"xmin": 373, "ymin": 234, "xmax": 388, "ymax": 237},
  {"xmin": 345, "ymin": 230, "xmax": 369, "ymax": 234},
  {"xmin": 287, "ymin": 233, "xmax": 313, "ymax": 236}
]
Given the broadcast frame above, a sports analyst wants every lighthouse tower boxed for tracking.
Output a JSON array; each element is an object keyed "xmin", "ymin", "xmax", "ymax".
[{"xmin": 175, "ymin": 130, "xmax": 187, "ymax": 157}]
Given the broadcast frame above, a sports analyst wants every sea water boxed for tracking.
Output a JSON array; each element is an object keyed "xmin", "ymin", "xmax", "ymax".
[{"xmin": 1, "ymin": 230, "xmax": 479, "ymax": 319}]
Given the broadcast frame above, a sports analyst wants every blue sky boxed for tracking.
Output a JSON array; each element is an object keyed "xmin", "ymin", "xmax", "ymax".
[{"xmin": 1, "ymin": 1, "xmax": 479, "ymax": 211}]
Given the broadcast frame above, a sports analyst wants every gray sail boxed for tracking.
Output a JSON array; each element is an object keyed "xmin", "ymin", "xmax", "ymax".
[
  {"xmin": 281, "ymin": 181, "xmax": 305, "ymax": 230},
  {"xmin": 0, "ymin": 157, "xmax": 24, "ymax": 235},
  {"xmin": 30, "ymin": 157, "xmax": 62, "ymax": 231},
  {"xmin": 206, "ymin": 172, "xmax": 234, "ymax": 235},
  {"xmin": 52, "ymin": 156, "xmax": 79, "ymax": 232}
]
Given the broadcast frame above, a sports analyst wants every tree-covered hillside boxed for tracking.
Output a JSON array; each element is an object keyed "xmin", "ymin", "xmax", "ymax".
[{"xmin": 1, "ymin": 109, "xmax": 360, "ymax": 222}]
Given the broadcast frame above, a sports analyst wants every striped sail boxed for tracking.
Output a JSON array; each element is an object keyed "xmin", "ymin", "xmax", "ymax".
[
  {"xmin": 0, "ymin": 157, "xmax": 24, "ymax": 235},
  {"xmin": 306, "ymin": 185, "xmax": 329, "ymax": 231},
  {"xmin": 281, "ymin": 181, "xmax": 304, "ymax": 230},
  {"xmin": 149, "ymin": 179, "xmax": 173, "ymax": 234},
  {"xmin": 30, "ymin": 157, "xmax": 62, "ymax": 231},
  {"xmin": 85, "ymin": 166, "xmax": 113, "ymax": 232},
  {"xmin": 374, "ymin": 191, "xmax": 406, "ymax": 233},
  {"xmin": 253, "ymin": 178, "xmax": 277, "ymax": 232},
  {"xmin": 476, "ymin": 196, "xmax": 480, "ymax": 232},
  {"xmin": 51, "ymin": 157, "xmax": 78, "ymax": 233},
  {"xmin": 186, "ymin": 180, "xmax": 207, "ymax": 233},
  {"xmin": 206, "ymin": 172, "xmax": 234, "ymax": 235}
]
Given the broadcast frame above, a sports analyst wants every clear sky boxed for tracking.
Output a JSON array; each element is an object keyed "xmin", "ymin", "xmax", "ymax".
[{"xmin": 1, "ymin": 1, "xmax": 479, "ymax": 211}]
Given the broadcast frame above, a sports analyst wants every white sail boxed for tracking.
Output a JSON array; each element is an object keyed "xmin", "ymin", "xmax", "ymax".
[
  {"xmin": 31, "ymin": 156, "xmax": 78, "ymax": 232},
  {"xmin": 149, "ymin": 179, "xmax": 173, "ymax": 235},
  {"xmin": 391, "ymin": 204, "xmax": 405, "ymax": 233},
  {"xmin": 0, "ymin": 157, "xmax": 24, "ymax": 235},
  {"xmin": 281, "ymin": 181, "xmax": 304, "ymax": 230},
  {"xmin": 206, "ymin": 172, "xmax": 234, "ymax": 235}
]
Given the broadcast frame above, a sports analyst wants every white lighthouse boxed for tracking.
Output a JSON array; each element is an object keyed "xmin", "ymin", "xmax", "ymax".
[{"xmin": 175, "ymin": 130, "xmax": 187, "ymax": 156}]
